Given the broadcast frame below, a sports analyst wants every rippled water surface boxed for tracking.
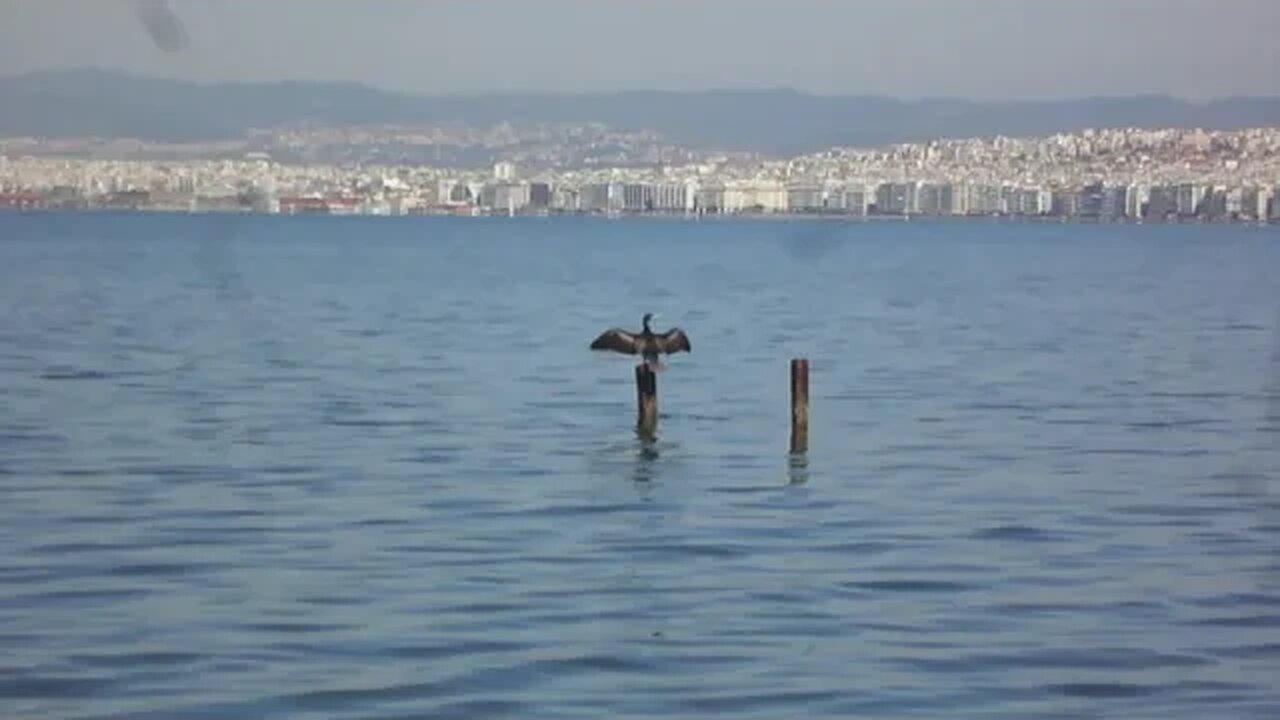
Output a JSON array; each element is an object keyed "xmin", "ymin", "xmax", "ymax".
[{"xmin": 2, "ymin": 213, "xmax": 1279, "ymax": 718}]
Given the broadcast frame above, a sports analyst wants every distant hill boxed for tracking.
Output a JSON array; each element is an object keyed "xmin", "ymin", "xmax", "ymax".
[{"xmin": 4, "ymin": 68, "xmax": 1280, "ymax": 155}]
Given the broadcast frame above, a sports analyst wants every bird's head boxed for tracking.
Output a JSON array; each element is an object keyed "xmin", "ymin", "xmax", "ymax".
[{"xmin": 642, "ymin": 312, "xmax": 656, "ymax": 330}]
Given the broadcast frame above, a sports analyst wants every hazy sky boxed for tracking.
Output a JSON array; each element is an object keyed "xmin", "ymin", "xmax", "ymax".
[{"xmin": 2, "ymin": 0, "xmax": 1278, "ymax": 99}]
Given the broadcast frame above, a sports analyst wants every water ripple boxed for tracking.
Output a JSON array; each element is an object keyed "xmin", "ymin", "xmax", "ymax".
[{"xmin": 1, "ymin": 215, "xmax": 1277, "ymax": 719}]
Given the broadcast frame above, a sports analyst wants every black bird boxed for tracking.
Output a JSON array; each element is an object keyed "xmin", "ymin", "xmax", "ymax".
[{"xmin": 590, "ymin": 313, "xmax": 691, "ymax": 370}]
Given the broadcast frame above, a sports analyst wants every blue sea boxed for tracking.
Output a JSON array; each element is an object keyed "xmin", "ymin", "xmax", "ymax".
[{"xmin": 2, "ymin": 212, "xmax": 1279, "ymax": 719}]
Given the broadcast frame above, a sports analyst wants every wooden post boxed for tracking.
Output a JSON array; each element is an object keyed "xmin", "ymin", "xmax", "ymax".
[
  {"xmin": 789, "ymin": 358, "xmax": 809, "ymax": 455},
  {"xmin": 635, "ymin": 363, "xmax": 658, "ymax": 438}
]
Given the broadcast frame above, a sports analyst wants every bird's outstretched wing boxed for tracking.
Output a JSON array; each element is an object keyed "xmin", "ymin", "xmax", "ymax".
[
  {"xmin": 656, "ymin": 327, "xmax": 692, "ymax": 354},
  {"xmin": 590, "ymin": 329, "xmax": 640, "ymax": 354}
]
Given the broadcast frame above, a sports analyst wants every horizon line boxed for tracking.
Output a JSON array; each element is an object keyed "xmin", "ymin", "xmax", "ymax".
[{"xmin": 6, "ymin": 65, "xmax": 1278, "ymax": 105}]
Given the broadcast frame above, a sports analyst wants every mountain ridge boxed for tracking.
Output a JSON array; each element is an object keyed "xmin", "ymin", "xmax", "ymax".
[{"xmin": 4, "ymin": 68, "xmax": 1280, "ymax": 156}]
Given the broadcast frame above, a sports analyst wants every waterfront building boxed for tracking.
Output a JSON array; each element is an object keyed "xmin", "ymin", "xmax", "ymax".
[
  {"xmin": 1176, "ymin": 183, "xmax": 1205, "ymax": 217},
  {"xmin": 875, "ymin": 182, "xmax": 915, "ymax": 215},
  {"xmin": 694, "ymin": 183, "xmax": 725, "ymax": 214},
  {"xmin": 528, "ymin": 182, "xmax": 552, "ymax": 209},
  {"xmin": 1146, "ymin": 185, "xmax": 1178, "ymax": 220},
  {"xmin": 842, "ymin": 184, "xmax": 869, "ymax": 216},
  {"xmin": 916, "ymin": 183, "xmax": 949, "ymax": 215},
  {"xmin": 967, "ymin": 184, "xmax": 1002, "ymax": 215},
  {"xmin": 787, "ymin": 184, "xmax": 824, "ymax": 212},
  {"xmin": 1102, "ymin": 185, "xmax": 1129, "ymax": 220}
]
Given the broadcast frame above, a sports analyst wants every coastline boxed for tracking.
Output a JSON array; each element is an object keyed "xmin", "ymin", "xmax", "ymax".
[{"xmin": 0, "ymin": 206, "xmax": 1274, "ymax": 226}]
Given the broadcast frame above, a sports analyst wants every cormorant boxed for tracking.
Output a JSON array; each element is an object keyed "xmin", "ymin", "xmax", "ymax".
[{"xmin": 590, "ymin": 313, "xmax": 691, "ymax": 370}]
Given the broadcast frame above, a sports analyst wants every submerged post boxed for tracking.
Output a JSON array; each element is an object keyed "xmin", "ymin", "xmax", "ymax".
[
  {"xmin": 790, "ymin": 358, "xmax": 809, "ymax": 455},
  {"xmin": 635, "ymin": 363, "xmax": 658, "ymax": 438}
]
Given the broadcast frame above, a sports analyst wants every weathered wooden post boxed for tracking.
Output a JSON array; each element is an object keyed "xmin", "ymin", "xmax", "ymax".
[
  {"xmin": 789, "ymin": 358, "xmax": 809, "ymax": 454},
  {"xmin": 635, "ymin": 363, "xmax": 658, "ymax": 438}
]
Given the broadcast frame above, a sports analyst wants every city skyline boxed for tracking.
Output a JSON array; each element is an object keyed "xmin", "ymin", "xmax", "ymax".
[
  {"xmin": 2, "ymin": 0, "xmax": 1279, "ymax": 101},
  {"xmin": 4, "ymin": 125, "xmax": 1278, "ymax": 223}
]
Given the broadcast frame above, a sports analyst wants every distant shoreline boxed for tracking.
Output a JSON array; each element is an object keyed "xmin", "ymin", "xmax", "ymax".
[{"xmin": 0, "ymin": 207, "xmax": 1275, "ymax": 227}]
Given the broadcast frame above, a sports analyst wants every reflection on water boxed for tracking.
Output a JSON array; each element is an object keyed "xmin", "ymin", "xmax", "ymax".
[
  {"xmin": 787, "ymin": 453, "xmax": 810, "ymax": 486},
  {"xmin": 632, "ymin": 437, "xmax": 661, "ymax": 484},
  {"xmin": 1, "ymin": 213, "xmax": 1278, "ymax": 719},
  {"xmin": 597, "ymin": 434, "xmax": 685, "ymax": 487}
]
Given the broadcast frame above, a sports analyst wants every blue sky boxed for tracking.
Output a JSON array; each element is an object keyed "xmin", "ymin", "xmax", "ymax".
[{"xmin": 2, "ymin": 0, "xmax": 1277, "ymax": 99}]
